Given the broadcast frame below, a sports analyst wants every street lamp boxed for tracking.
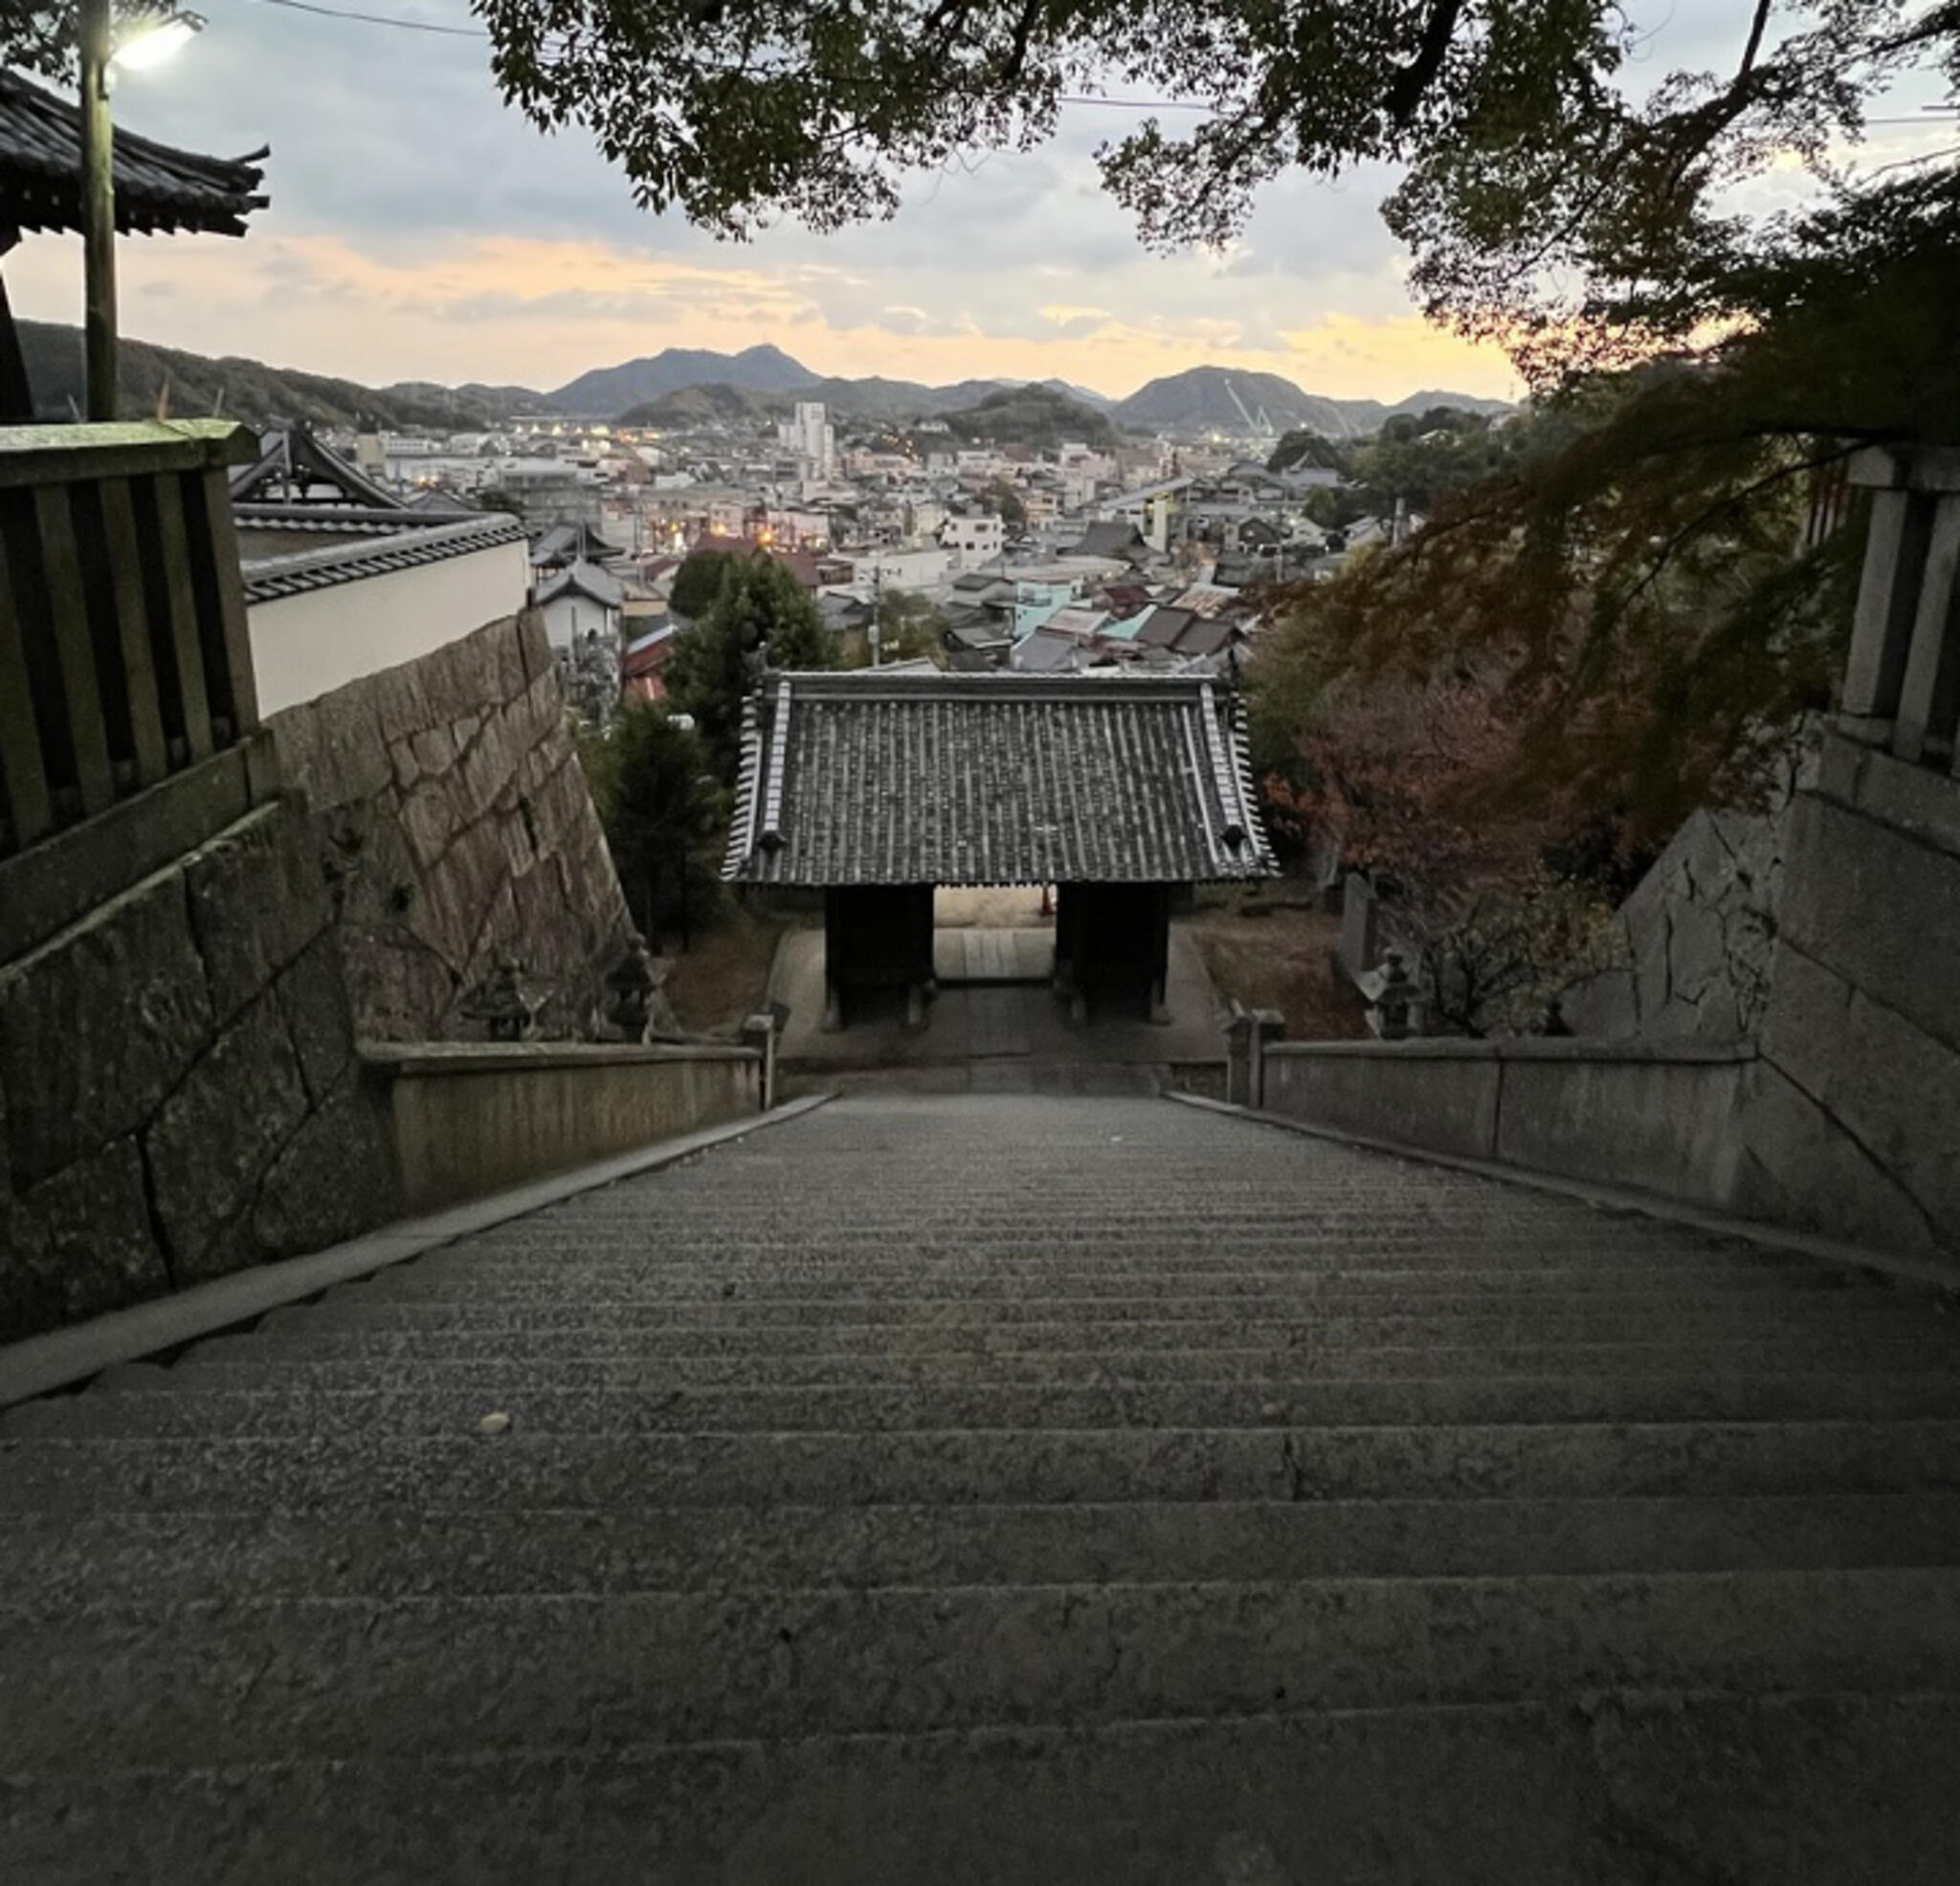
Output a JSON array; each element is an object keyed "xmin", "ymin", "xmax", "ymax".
[{"xmin": 78, "ymin": 5, "xmax": 205, "ymax": 420}]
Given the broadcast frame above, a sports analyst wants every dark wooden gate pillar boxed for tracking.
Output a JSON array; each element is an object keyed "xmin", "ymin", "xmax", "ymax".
[
  {"xmin": 822, "ymin": 884, "xmax": 934, "ymax": 1030},
  {"xmin": 1053, "ymin": 882, "xmax": 1174, "ymax": 1022}
]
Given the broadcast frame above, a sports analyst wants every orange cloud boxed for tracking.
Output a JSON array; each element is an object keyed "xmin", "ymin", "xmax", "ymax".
[{"xmin": 6, "ymin": 231, "xmax": 1522, "ymax": 403}]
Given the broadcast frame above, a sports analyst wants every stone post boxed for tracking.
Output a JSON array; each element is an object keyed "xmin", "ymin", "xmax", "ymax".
[
  {"xmin": 740, "ymin": 1011, "xmax": 777, "ymax": 1111},
  {"xmin": 1839, "ymin": 447, "xmax": 1960, "ymax": 758},
  {"xmin": 1248, "ymin": 1009, "xmax": 1285, "ymax": 1110},
  {"xmin": 1340, "ymin": 872, "xmax": 1379, "ymax": 984},
  {"xmin": 1222, "ymin": 1005, "xmax": 1255, "ymax": 1107}
]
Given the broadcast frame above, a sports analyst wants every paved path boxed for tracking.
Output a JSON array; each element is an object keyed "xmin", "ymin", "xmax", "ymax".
[{"xmin": 5, "ymin": 1095, "xmax": 1960, "ymax": 1882}]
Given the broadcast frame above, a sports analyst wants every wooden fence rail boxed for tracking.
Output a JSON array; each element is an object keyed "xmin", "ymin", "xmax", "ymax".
[{"xmin": 0, "ymin": 420, "xmax": 256, "ymax": 861}]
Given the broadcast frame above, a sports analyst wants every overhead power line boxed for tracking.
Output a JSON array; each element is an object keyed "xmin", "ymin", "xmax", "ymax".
[
  {"xmin": 233, "ymin": 0, "xmax": 1216, "ymax": 105},
  {"xmin": 240, "ymin": 0, "xmax": 489, "ymax": 36},
  {"xmin": 229, "ymin": 3, "xmax": 1953, "ymax": 129}
]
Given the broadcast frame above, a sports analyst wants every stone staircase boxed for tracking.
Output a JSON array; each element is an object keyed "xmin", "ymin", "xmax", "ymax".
[{"xmin": 4, "ymin": 1094, "xmax": 1959, "ymax": 1882}]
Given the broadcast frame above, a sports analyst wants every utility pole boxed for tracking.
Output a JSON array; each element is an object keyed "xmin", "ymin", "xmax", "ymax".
[{"xmin": 79, "ymin": 0, "xmax": 117, "ymax": 420}]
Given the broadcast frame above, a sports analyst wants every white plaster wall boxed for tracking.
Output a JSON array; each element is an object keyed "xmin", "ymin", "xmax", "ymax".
[{"xmin": 248, "ymin": 542, "xmax": 531, "ymax": 717}]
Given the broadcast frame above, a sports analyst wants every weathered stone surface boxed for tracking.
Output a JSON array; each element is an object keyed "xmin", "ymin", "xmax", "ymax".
[
  {"xmin": 2, "ymin": 1136, "xmax": 171, "ymax": 1341},
  {"xmin": 1731, "ymin": 1059, "xmax": 1944, "ymax": 1259},
  {"xmin": 0, "ymin": 869, "xmax": 214, "ymax": 1188},
  {"xmin": 369, "ymin": 663, "xmax": 433, "ymax": 748},
  {"xmin": 1559, "ymin": 966, "xmax": 1637, "ymax": 1039},
  {"xmin": 184, "ymin": 803, "xmax": 331, "ymax": 1025},
  {"xmin": 409, "ymin": 723, "xmax": 457, "ymax": 781},
  {"xmin": 1778, "ymin": 791, "xmax": 1960, "ymax": 1054},
  {"xmin": 0, "ymin": 745, "xmax": 252, "ymax": 967},
  {"xmin": 454, "ymin": 705, "xmax": 525, "ymax": 823},
  {"xmin": 518, "ymin": 607, "xmax": 554, "ymax": 683},
  {"xmin": 490, "ymin": 614, "xmax": 529, "ymax": 704},
  {"xmin": 275, "ymin": 933, "xmax": 360, "ymax": 1106},
  {"xmin": 262, "ymin": 610, "xmax": 635, "ymax": 1044},
  {"xmin": 302, "ymin": 684, "xmax": 393, "ymax": 807},
  {"xmin": 397, "ymin": 777, "xmax": 461, "ymax": 872},
  {"xmin": 1759, "ymin": 943, "xmax": 1960, "ymax": 1251},
  {"xmin": 253, "ymin": 1067, "xmax": 399, "ymax": 1259},
  {"xmin": 144, "ymin": 995, "xmax": 310, "ymax": 1282},
  {"xmin": 344, "ymin": 941, "xmax": 459, "ymax": 1043}
]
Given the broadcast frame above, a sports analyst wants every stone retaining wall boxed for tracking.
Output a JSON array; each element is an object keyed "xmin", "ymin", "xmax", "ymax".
[
  {"xmin": 1732, "ymin": 734, "xmax": 1960, "ymax": 1262},
  {"xmin": 1561, "ymin": 737, "xmax": 1818, "ymax": 1044},
  {"xmin": 264, "ymin": 610, "xmax": 635, "ymax": 1041},
  {"xmin": 0, "ymin": 785, "xmax": 398, "ymax": 1343},
  {"xmin": 366, "ymin": 1042, "xmax": 763, "ymax": 1213},
  {"xmin": 1258, "ymin": 1037, "xmax": 1749, "ymax": 1211}
]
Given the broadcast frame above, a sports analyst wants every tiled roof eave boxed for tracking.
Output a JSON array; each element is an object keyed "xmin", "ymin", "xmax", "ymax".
[
  {"xmin": 0, "ymin": 69, "xmax": 267, "ymax": 238},
  {"xmin": 240, "ymin": 516, "xmax": 524, "ymax": 605}
]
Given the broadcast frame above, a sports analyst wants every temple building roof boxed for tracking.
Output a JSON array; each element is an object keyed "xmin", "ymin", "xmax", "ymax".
[
  {"xmin": 724, "ymin": 671, "xmax": 1276, "ymax": 888},
  {"xmin": 0, "ymin": 68, "xmax": 267, "ymax": 237}
]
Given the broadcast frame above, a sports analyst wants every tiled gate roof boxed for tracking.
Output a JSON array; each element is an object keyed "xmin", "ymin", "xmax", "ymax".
[{"xmin": 724, "ymin": 672, "xmax": 1276, "ymax": 886}]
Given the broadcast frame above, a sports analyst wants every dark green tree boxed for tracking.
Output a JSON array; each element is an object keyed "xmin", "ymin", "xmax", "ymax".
[
  {"xmin": 872, "ymin": 587, "xmax": 947, "ymax": 665},
  {"xmin": 477, "ymin": 1, "xmax": 1960, "ymax": 378},
  {"xmin": 668, "ymin": 544, "xmax": 738, "ymax": 622},
  {"xmin": 664, "ymin": 555, "xmax": 836, "ymax": 783},
  {"xmin": 977, "ymin": 478, "xmax": 1027, "ymax": 528},
  {"xmin": 580, "ymin": 705, "xmax": 726, "ymax": 952},
  {"xmin": 1267, "ymin": 431, "xmax": 1346, "ymax": 476}
]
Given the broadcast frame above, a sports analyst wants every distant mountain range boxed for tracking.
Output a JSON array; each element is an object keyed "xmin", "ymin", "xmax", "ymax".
[
  {"xmin": 18, "ymin": 322, "xmax": 1509, "ymax": 439},
  {"xmin": 558, "ymin": 347, "xmax": 1506, "ymax": 437}
]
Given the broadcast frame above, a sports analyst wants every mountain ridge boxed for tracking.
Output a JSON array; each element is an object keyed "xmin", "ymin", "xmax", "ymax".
[{"xmin": 15, "ymin": 321, "xmax": 1511, "ymax": 439}]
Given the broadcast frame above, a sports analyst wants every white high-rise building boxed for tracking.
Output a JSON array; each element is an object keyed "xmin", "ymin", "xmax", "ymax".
[{"xmin": 777, "ymin": 401, "xmax": 836, "ymax": 482}]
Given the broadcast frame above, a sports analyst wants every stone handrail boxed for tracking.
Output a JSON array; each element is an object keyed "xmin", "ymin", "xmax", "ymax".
[
  {"xmin": 0, "ymin": 420, "xmax": 258, "ymax": 861},
  {"xmin": 362, "ymin": 1038, "xmax": 770, "ymax": 1214},
  {"xmin": 1233, "ymin": 1032, "xmax": 1756, "ymax": 1214}
]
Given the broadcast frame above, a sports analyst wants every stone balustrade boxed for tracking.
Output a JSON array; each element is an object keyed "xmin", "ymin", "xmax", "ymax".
[{"xmin": 1841, "ymin": 445, "xmax": 1960, "ymax": 771}]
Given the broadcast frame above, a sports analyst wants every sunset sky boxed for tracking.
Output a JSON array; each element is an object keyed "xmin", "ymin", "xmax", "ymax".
[{"xmin": 9, "ymin": 1, "xmax": 1945, "ymax": 403}]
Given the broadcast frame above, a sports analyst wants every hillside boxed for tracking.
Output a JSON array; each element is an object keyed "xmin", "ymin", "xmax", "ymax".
[
  {"xmin": 1115, "ymin": 367, "xmax": 1377, "ymax": 438},
  {"xmin": 15, "ymin": 322, "xmax": 521, "ymax": 430},
  {"xmin": 550, "ymin": 344, "xmax": 817, "ymax": 413},
  {"xmin": 937, "ymin": 384, "xmax": 1120, "ymax": 449},
  {"xmin": 614, "ymin": 383, "xmax": 790, "ymax": 428}
]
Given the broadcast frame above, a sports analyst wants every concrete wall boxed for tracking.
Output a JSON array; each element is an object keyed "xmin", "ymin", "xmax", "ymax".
[
  {"xmin": 249, "ymin": 541, "xmax": 532, "ymax": 717},
  {"xmin": 1259, "ymin": 1038, "xmax": 1751, "ymax": 1212},
  {"xmin": 265, "ymin": 610, "xmax": 637, "ymax": 1042},
  {"xmin": 368, "ymin": 1042, "xmax": 761, "ymax": 1212},
  {"xmin": 0, "ymin": 759, "xmax": 400, "ymax": 1343},
  {"xmin": 1730, "ymin": 733, "xmax": 1960, "ymax": 1262}
]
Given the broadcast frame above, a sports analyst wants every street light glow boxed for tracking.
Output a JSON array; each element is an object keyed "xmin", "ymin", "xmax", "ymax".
[{"xmin": 110, "ymin": 10, "xmax": 204, "ymax": 73}]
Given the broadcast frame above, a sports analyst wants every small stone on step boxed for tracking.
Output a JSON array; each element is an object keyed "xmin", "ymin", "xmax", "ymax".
[{"xmin": 479, "ymin": 1411, "xmax": 512, "ymax": 1436}]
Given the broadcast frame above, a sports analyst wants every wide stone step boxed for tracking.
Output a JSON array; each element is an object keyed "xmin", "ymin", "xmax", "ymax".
[
  {"xmin": 19, "ymin": 1370, "xmax": 1960, "ymax": 1440},
  {"xmin": 352, "ymin": 1259, "xmax": 1864, "ymax": 1301},
  {"xmin": 193, "ymin": 1300, "xmax": 1958, "ymax": 1364},
  {"xmin": 6, "ymin": 1420, "xmax": 1957, "ymax": 1513},
  {"xmin": 9, "ymin": 1569, "xmax": 1960, "ymax": 1775},
  {"xmin": 260, "ymin": 1282, "xmax": 1909, "ymax": 1336},
  {"xmin": 9, "ymin": 1493, "xmax": 1960, "ymax": 1610},
  {"xmin": 8, "ymin": 1693, "xmax": 1955, "ymax": 1886},
  {"xmin": 151, "ymin": 1334, "xmax": 1960, "ymax": 1390}
]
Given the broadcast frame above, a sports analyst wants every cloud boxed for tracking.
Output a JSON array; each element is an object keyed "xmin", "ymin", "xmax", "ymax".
[{"xmin": 12, "ymin": 0, "xmax": 1525, "ymax": 404}]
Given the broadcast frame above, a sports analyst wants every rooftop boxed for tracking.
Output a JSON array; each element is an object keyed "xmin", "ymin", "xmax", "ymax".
[
  {"xmin": 724, "ymin": 671, "xmax": 1274, "ymax": 888},
  {"xmin": 239, "ymin": 513, "xmax": 525, "ymax": 606},
  {"xmin": 0, "ymin": 68, "xmax": 267, "ymax": 238}
]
